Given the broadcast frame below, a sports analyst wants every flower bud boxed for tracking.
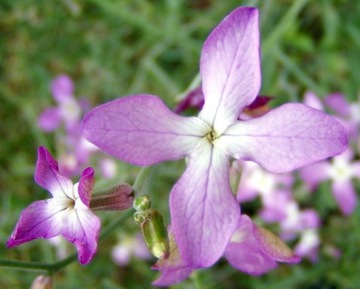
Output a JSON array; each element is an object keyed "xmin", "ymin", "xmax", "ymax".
[
  {"xmin": 137, "ymin": 209, "xmax": 169, "ymax": 259},
  {"xmin": 30, "ymin": 275, "xmax": 52, "ymax": 289},
  {"xmin": 133, "ymin": 195, "xmax": 151, "ymax": 212},
  {"xmin": 90, "ymin": 184, "xmax": 133, "ymax": 211}
]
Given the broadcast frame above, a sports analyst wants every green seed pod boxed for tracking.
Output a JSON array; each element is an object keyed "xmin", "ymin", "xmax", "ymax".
[
  {"xmin": 140, "ymin": 208, "xmax": 169, "ymax": 259},
  {"xmin": 133, "ymin": 195, "xmax": 151, "ymax": 212}
]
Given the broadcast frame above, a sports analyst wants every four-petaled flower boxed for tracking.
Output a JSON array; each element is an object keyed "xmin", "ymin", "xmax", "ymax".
[
  {"xmin": 81, "ymin": 7, "xmax": 347, "ymax": 268},
  {"xmin": 7, "ymin": 146, "xmax": 100, "ymax": 265}
]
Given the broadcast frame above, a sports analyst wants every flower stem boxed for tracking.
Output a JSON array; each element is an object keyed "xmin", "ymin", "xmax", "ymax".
[
  {"xmin": 132, "ymin": 166, "xmax": 154, "ymax": 194},
  {"xmin": 0, "ymin": 259, "xmax": 50, "ymax": 273}
]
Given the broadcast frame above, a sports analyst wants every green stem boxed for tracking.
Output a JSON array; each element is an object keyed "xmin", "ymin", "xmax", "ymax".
[
  {"xmin": 132, "ymin": 166, "xmax": 154, "ymax": 194},
  {"xmin": 0, "ymin": 259, "xmax": 50, "ymax": 273}
]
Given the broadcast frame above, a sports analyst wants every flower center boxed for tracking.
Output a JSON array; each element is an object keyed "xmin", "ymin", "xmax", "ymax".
[{"xmin": 206, "ymin": 129, "xmax": 218, "ymax": 144}]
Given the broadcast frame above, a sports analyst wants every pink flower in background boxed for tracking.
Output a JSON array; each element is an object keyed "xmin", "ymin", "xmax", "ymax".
[
  {"xmin": 236, "ymin": 161, "xmax": 321, "ymax": 261},
  {"xmin": 236, "ymin": 161, "xmax": 293, "ymax": 203},
  {"xmin": 38, "ymin": 75, "xmax": 117, "ymax": 178},
  {"xmin": 82, "ymin": 7, "xmax": 347, "ymax": 268},
  {"xmin": 111, "ymin": 233, "xmax": 151, "ymax": 266},
  {"xmin": 302, "ymin": 91, "xmax": 360, "ymax": 215},
  {"xmin": 152, "ymin": 215, "xmax": 300, "ymax": 287},
  {"xmin": 7, "ymin": 147, "xmax": 100, "ymax": 265},
  {"xmin": 38, "ymin": 75, "xmax": 81, "ymax": 132},
  {"xmin": 300, "ymin": 148, "xmax": 360, "ymax": 215}
]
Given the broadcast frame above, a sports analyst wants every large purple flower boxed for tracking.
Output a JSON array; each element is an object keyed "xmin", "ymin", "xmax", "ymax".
[
  {"xmin": 7, "ymin": 146, "xmax": 100, "ymax": 265},
  {"xmin": 81, "ymin": 7, "xmax": 347, "ymax": 268}
]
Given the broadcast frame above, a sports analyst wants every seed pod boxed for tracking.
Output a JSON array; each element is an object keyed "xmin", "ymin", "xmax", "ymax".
[{"xmin": 139, "ymin": 208, "xmax": 169, "ymax": 259}]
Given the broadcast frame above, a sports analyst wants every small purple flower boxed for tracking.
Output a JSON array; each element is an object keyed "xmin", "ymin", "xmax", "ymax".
[
  {"xmin": 152, "ymin": 215, "xmax": 300, "ymax": 287},
  {"xmin": 7, "ymin": 146, "xmax": 100, "ymax": 265},
  {"xmin": 300, "ymin": 148, "xmax": 360, "ymax": 215},
  {"xmin": 38, "ymin": 75, "xmax": 81, "ymax": 132},
  {"xmin": 81, "ymin": 7, "xmax": 347, "ymax": 268},
  {"xmin": 301, "ymin": 91, "xmax": 359, "ymax": 215},
  {"xmin": 111, "ymin": 233, "xmax": 152, "ymax": 266}
]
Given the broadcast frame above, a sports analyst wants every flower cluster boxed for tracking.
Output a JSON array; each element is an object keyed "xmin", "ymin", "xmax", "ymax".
[{"xmin": 7, "ymin": 6, "xmax": 350, "ymax": 287}]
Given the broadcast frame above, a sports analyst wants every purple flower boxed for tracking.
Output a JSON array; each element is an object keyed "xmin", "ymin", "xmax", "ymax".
[
  {"xmin": 300, "ymin": 148, "xmax": 360, "ymax": 215},
  {"xmin": 7, "ymin": 146, "xmax": 100, "ymax": 265},
  {"xmin": 152, "ymin": 215, "xmax": 300, "ymax": 287},
  {"xmin": 301, "ymin": 91, "xmax": 359, "ymax": 215},
  {"xmin": 111, "ymin": 233, "xmax": 152, "ymax": 266},
  {"xmin": 81, "ymin": 7, "xmax": 347, "ymax": 268},
  {"xmin": 38, "ymin": 75, "xmax": 81, "ymax": 132}
]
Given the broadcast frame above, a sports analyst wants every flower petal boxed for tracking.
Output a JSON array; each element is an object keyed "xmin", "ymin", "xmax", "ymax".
[
  {"xmin": 152, "ymin": 228, "xmax": 193, "ymax": 286},
  {"xmin": 35, "ymin": 147, "xmax": 74, "ymax": 198},
  {"xmin": 37, "ymin": 108, "xmax": 61, "ymax": 132},
  {"xmin": 199, "ymin": 7, "xmax": 261, "ymax": 133},
  {"xmin": 82, "ymin": 95, "xmax": 208, "ymax": 166},
  {"xmin": 299, "ymin": 161, "xmax": 330, "ymax": 190},
  {"xmin": 51, "ymin": 74, "xmax": 74, "ymax": 103},
  {"xmin": 325, "ymin": 93, "xmax": 351, "ymax": 116},
  {"xmin": 253, "ymin": 225, "xmax": 301, "ymax": 263},
  {"xmin": 152, "ymin": 268, "xmax": 193, "ymax": 287},
  {"xmin": 219, "ymin": 103, "xmax": 348, "ymax": 173},
  {"xmin": 61, "ymin": 208, "xmax": 101, "ymax": 264},
  {"xmin": 7, "ymin": 199, "xmax": 70, "ymax": 247},
  {"xmin": 332, "ymin": 179, "xmax": 357, "ymax": 215},
  {"xmin": 77, "ymin": 167, "xmax": 95, "ymax": 207},
  {"xmin": 225, "ymin": 215, "xmax": 277, "ymax": 275},
  {"xmin": 170, "ymin": 141, "xmax": 239, "ymax": 268}
]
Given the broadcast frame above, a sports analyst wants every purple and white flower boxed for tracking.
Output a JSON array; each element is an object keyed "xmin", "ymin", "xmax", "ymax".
[
  {"xmin": 81, "ymin": 7, "xmax": 347, "ymax": 268},
  {"xmin": 7, "ymin": 146, "xmax": 100, "ymax": 265}
]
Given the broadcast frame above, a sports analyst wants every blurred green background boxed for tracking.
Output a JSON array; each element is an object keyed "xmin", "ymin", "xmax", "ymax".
[{"xmin": 1, "ymin": 0, "xmax": 360, "ymax": 288}]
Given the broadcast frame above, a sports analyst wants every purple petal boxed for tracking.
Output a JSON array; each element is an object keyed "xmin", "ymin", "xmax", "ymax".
[
  {"xmin": 325, "ymin": 93, "xmax": 351, "ymax": 116},
  {"xmin": 7, "ymin": 199, "xmax": 70, "ymax": 247},
  {"xmin": 253, "ymin": 224, "xmax": 301, "ymax": 263},
  {"xmin": 152, "ymin": 228, "xmax": 193, "ymax": 286},
  {"xmin": 303, "ymin": 91, "xmax": 324, "ymax": 111},
  {"xmin": 199, "ymin": 7, "xmax": 261, "ymax": 133},
  {"xmin": 224, "ymin": 215, "xmax": 278, "ymax": 275},
  {"xmin": 152, "ymin": 268, "xmax": 193, "ymax": 287},
  {"xmin": 299, "ymin": 161, "xmax": 330, "ymax": 190},
  {"xmin": 35, "ymin": 147, "xmax": 74, "ymax": 198},
  {"xmin": 219, "ymin": 103, "xmax": 348, "ymax": 173},
  {"xmin": 294, "ymin": 230, "xmax": 320, "ymax": 263},
  {"xmin": 170, "ymin": 142, "xmax": 240, "ymax": 268},
  {"xmin": 82, "ymin": 95, "xmax": 207, "ymax": 166},
  {"xmin": 77, "ymin": 167, "xmax": 95, "ymax": 207},
  {"xmin": 51, "ymin": 74, "xmax": 74, "ymax": 103},
  {"xmin": 60, "ymin": 208, "xmax": 100, "ymax": 264},
  {"xmin": 246, "ymin": 96, "xmax": 274, "ymax": 110},
  {"xmin": 332, "ymin": 179, "xmax": 357, "ymax": 215},
  {"xmin": 37, "ymin": 108, "xmax": 61, "ymax": 132}
]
